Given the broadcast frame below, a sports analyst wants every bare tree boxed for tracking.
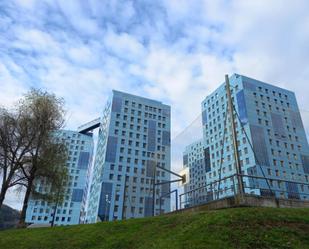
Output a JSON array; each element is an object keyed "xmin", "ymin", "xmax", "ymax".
[
  {"xmin": 17, "ymin": 89, "xmax": 67, "ymax": 226},
  {"xmin": 0, "ymin": 89, "xmax": 69, "ymax": 227},
  {"xmin": 24, "ymin": 139, "xmax": 68, "ymax": 227},
  {"xmin": 0, "ymin": 108, "xmax": 34, "ymax": 207}
]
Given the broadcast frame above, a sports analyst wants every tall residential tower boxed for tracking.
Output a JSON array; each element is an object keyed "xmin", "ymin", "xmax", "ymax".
[
  {"xmin": 86, "ymin": 90, "xmax": 171, "ymax": 222},
  {"xmin": 183, "ymin": 74, "xmax": 309, "ymax": 204},
  {"xmin": 25, "ymin": 130, "xmax": 94, "ymax": 226},
  {"xmin": 182, "ymin": 139, "xmax": 209, "ymax": 206}
]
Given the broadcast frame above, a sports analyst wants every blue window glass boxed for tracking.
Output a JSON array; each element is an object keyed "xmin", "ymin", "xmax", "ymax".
[
  {"xmin": 247, "ymin": 166, "xmax": 258, "ymax": 188},
  {"xmin": 146, "ymin": 160, "xmax": 156, "ymax": 177},
  {"xmin": 98, "ymin": 182, "xmax": 113, "ymax": 221},
  {"xmin": 144, "ymin": 197, "xmax": 153, "ymax": 217},
  {"xmin": 161, "ymin": 181, "xmax": 170, "ymax": 194},
  {"xmin": 202, "ymin": 109, "xmax": 207, "ymax": 125},
  {"xmin": 250, "ymin": 125, "xmax": 270, "ymax": 166},
  {"xmin": 236, "ymin": 90, "xmax": 248, "ymax": 125},
  {"xmin": 111, "ymin": 96, "xmax": 122, "ymax": 113},
  {"xmin": 162, "ymin": 108, "xmax": 170, "ymax": 117},
  {"xmin": 290, "ymin": 110, "xmax": 304, "ymax": 129},
  {"xmin": 260, "ymin": 189, "xmax": 275, "ymax": 197},
  {"xmin": 147, "ymin": 120, "xmax": 156, "ymax": 152},
  {"xmin": 77, "ymin": 152, "xmax": 90, "ymax": 169},
  {"xmin": 286, "ymin": 182, "xmax": 300, "ymax": 199},
  {"xmin": 206, "ymin": 191, "xmax": 213, "ymax": 202},
  {"xmin": 243, "ymin": 81, "xmax": 256, "ymax": 91},
  {"xmin": 271, "ymin": 113, "xmax": 285, "ymax": 137},
  {"xmin": 72, "ymin": 189, "xmax": 84, "ymax": 202},
  {"xmin": 183, "ymin": 154, "xmax": 188, "ymax": 165},
  {"xmin": 204, "ymin": 147, "xmax": 211, "ymax": 172},
  {"xmin": 162, "ymin": 131, "xmax": 170, "ymax": 146},
  {"xmin": 105, "ymin": 136, "xmax": 117, "ymax": 163},
  {"xmin": 301, "ymin": 155, "xmax": 309, "ymax": 174}
]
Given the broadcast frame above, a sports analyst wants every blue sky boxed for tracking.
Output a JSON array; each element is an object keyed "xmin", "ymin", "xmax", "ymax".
[{"xmin": 1, "ymin": 0, "xmax": 309, "ymax": 209}]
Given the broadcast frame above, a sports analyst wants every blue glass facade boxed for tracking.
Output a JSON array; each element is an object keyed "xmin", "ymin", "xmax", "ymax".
[
  {"xmin": 184, "ymin": 74, "xmax": 309, "ymax": 201},
  {"xmin": 183, "ymin": 139, "xmax": 209, "ymax": 205},
  {"xmin": 86, "ymin": 90, "xmax": 171, "ymax": 222},
  {"xmin": 25, "ymin": 130, "xmax": 94, "ymax": 226}
]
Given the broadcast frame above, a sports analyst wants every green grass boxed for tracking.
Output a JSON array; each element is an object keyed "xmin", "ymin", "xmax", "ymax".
[{"xmin": 0, "ymin": 207, "xmax": 308, "ymax": 249}]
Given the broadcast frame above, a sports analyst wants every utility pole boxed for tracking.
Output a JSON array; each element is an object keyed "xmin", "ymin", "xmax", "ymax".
[
  {"xmin": 152, "ymin": 162, "xmax": 157, "ymax": 217},
  {"xmin": 225, "ymin": 74, "xmax": 244, "ymax": 197},
  {"xmin": 122, "ymin": 175, "xmax": 127, "ymax": 220}
]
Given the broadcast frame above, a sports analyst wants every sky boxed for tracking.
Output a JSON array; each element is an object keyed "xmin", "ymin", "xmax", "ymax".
[{"xmin": 1, "ymin": 0, "xmax": 309, "ymax": 209}]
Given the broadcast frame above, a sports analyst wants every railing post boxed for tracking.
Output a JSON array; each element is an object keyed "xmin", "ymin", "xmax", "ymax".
[{"xmin": 175, "ymin": 189, "xmax": 178, "ymax": 211}]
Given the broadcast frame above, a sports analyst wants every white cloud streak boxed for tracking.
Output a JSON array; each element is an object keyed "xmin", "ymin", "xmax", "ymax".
[{"xmin": 1, "ymin": 0, "xmax": 309, "ymax": 208}]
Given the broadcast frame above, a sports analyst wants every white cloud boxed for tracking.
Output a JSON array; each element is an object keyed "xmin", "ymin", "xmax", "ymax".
[
  {"xmin": 13, "ymin": 0, "xmax": 37, "ymax": 10},
  {"xmin": 0, "ymin": 62, "xmax": 27, "ymax": 108},
  {"xmin": 3, "ymin": 187, "xmax": 23, "ymax": 210},
  {"xmin": 1, "ymin": 0, "xmax": 309, "ymax": 208},
  {"xmin": 56, "ymin": 0, "xmax": 101, "ymax": 36},
  {"xmin": 103, "ymin": 28, "xmax": 147, "ymax": 62}
]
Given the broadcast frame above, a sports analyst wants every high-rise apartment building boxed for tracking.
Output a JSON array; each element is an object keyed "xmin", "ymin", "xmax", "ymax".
[
  {"xmin": 182, "ymin": 139, "xmax": 209, "ymax": 205},
  {"xmin": 25, "ymin": 130, "xmax": 94, "ymax": 226},
  {"xmin": 86, "ymin": 90, "xmax": 171, "ymax": 223},
  {"xmin": 184, "ymin": 74, "xmax": 309, "ymax": 203}
]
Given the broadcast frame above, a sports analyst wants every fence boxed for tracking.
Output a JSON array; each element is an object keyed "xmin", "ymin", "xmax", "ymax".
[{"xmin": 178, "ymin": 173, "xmax": 309, "ymax": 210}]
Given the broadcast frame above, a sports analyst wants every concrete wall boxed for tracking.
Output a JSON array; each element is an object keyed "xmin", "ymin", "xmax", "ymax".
[{"xmin": 174, "ymin": 194, "xmax": 309, "ymax": 214}]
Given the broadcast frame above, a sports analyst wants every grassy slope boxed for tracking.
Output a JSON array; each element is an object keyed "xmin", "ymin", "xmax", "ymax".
[{"xmin": 0, "ymin": 207, "xmax": 308, "ymax": 249}]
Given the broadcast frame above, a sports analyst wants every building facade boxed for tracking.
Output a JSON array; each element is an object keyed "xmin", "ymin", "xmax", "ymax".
[
  {"xmin": 182, "ymin": 139, "xmax": 209, "ymax": 206},
  {"xmin": 86, "ymin": 90, "xmax": 171, "ymax": 223},
  {"xmin": 25, "ymin": 130, "xmax": 94, "ymax": 226},
  {"xmin": 184, "ymin": 74, "xmax": 309, "ymax": 203}
]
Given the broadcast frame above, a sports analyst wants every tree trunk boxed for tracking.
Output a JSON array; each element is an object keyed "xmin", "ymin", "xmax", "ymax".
[
  {"xmin": 0, "ymin": 159, "xmax": 8, "ymax": 209},
  {"xmin": 18, "ymin": 177, "xmax": 34, "ymax": 227},
  {"xmin": 0, "ymin": 186, "xmax": 7, "ymax": 208}
]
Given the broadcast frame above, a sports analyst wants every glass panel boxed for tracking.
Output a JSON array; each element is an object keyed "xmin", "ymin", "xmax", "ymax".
[
  {"xmin": 250, "ymin": 125, "xmax": 270, "ymax": 166},
  {"xmin": 72, "ymin": 189, "xmax": 83, "ymax": 202},
  {"xmin": 105, "ymin": 136, "xmax": 118, "ymax": 163},
  {"xmin": 77, "ymin": 152, "xmax": 90, "ymax": 169},
  {"xmin": 271, "ymin": 113, "xmax": 286, "ymax": 137},
  {"xmin": 111, "ymin": 96, "xmax": 122, "ymax": 113},
  {"xmin": 162, "ymin": 131, "xmax": 170, "ymax": 146},
  {"xmin": 147, "ymin": 120, "xmax": 156, "ymax": 152},
  {"xmin": 98, "ymin": 182, "xmax": 113, "ymax": 221},
  {"xmin": 236, "ymin": 90, "xmax": 248, "ymax": 125}
]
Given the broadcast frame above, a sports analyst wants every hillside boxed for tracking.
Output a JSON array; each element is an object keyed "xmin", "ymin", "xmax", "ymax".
[
  {"xmin": 0, "ymin": 207, "xmax": 308, "ymax": 249},
  {"xmin": 0, "ymin": 204, "xmax": 19, "ymax": 230}
]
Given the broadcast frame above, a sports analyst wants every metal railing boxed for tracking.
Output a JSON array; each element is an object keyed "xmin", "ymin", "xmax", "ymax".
[{"xmin": 179, "ymin": 173, "xmax": 309, "ymax": 209}]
